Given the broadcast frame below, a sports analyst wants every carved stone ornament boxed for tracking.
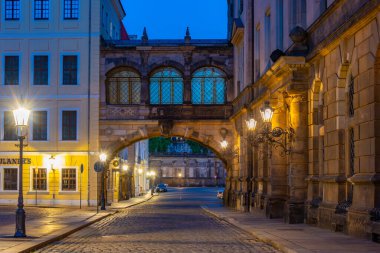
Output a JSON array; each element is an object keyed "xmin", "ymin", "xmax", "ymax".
[
  {"xmin": 105, "ymin": 127, "xmax": 113, "ymax": 135},
  {"xmin": 159, "ymin": 120, "xmax": 174, "ymax": 136}
]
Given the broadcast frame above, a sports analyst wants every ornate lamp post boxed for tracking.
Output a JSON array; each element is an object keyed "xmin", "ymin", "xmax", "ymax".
[
  {"xmin": 99, "ymin": 153, "xmax": 107, "ymax": 210},
  {"xmin": 245, "ymin": 101, "xmax": 294, "ymax": 156},
  {"xmin": 13, "ymin": 107, "xmax": 30, "ymax": 238}
]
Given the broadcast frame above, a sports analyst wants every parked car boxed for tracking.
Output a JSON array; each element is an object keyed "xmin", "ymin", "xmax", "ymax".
[
  {"xmin": 156, "ymin": 183, "xmax": 168, "ymax": 192},
  {"xmin": 217, "ymin": 191, "xmax": 224, "ymax": 199}
]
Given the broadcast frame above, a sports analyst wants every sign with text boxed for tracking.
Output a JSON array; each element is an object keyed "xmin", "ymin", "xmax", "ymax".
[{"xmin": 0, "ymin": 158, "xmax": 32, "ymax": 165}]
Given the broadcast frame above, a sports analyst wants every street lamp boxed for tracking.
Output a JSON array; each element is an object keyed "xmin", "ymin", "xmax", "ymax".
[
  {"xmin": 99, "ymin": 153, "xmax": 107, "ymax": 210},
  {"xmin": 13, "ymin": 107, "xmax": 30, "ymax": 238},
  {"xmin": 48, "ymin": 156, "xmax": 56, "ymax": 202},
  {"xmin": 246, "ymin": 101, "xmax": 294, "ymax": 156}
]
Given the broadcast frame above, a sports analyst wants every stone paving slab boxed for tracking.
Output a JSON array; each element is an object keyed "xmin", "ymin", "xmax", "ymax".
[
  {"xmin": 201, "ymin": 205, "xmax": 380, "ymax": 253},
  {"xmin": 0, "ymin": 193, "xmax": 153, "ymax": 253}
]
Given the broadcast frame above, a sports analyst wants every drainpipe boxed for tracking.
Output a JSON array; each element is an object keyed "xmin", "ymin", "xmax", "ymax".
[{"xmin": 87, "ymin": 0, "xmax": 92, "ymax": 206}]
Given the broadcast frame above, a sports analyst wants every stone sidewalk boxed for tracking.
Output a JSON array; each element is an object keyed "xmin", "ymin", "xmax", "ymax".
[
  {"xmin": 0, "ymin": 193, "xmax": 153, "ymax": 253},
  {"xmin": 202, "ymin": 205, "xmax": 380, "ymax": 253}
]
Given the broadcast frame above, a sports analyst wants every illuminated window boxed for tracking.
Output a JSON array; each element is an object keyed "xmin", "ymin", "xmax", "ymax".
[
  {"xmin": 192, "ymin": 67, "xmax": 226, "ymax": 104},
  {"xmin": 107, "ymin": 69, "xmax": 141, "ymax": 105},
  {"xmin": 32, "ymin": 168, "xmax": 47, "ymax": 190},
  {"xmin": 150, "ymin": 68, "xmax": 183, "ymax": 104},
  {"xmin": 61, "ymin": 168, "xmax": 76, "ymax": 191}
]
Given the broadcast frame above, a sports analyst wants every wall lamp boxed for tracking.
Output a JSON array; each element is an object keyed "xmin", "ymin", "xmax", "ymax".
[{"xmin": 246, "ymin": 101, "xmax": 294, "ymax": 156}]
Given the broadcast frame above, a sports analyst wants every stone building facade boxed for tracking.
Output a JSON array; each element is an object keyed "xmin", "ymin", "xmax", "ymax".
[
  {"xmin": 227, "ymin": 0, "xmax": 380, "ymax": 240},
  {"xmin": 149, "ymin": 139, "xmax": 226, "ymax": 187}
]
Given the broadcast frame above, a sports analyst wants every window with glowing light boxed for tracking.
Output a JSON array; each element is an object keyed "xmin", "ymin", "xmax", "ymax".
[
  {"xmin": 32, "ymin": 168, "xmax": 47, "ymax": 190},
  {"xmin": 61, "ymin": 168, "xmax": 76, "ymax": 191}
]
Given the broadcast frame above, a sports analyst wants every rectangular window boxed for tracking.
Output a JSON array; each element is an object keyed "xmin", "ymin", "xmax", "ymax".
[
  {"xmin": 4, "ymin": 56, "xmax": 19, "ymax": 85},
  {"xmin": 33, "ymin": 111, "xmax": 48, "ymax": 141},
  {"xmin": 3, "ymin": 168, "xmax": 17, "ymax": 190},
  {"xmin": 3, "ymin": 111, "xmax": 17, "ymax": 141},
  {"xmin": 5, "ymin": 0, "xmax": 20, "ymax": 20},
  {"xmin": 61, "ymin": 168, "xmax": 76, "ymax": 191},
  {"xmin": 62, "ymin": 55, "xmax": 78, "ymax": 85},
  {"xmin": 264, "ymin": 13, "xmax": 271, "ymax": 61},
  {"xmin": 32, "ymin": 168, "xmax": 47, "ymax": 190},
  {"xmin": 62, "ymin": 110, "xmax": 77, "ymax": 140},
  {"xmin": 276, "ymin": 0, "xmax": 284, "ymax": 50},
  {"xmin": 34, "ymin": 0, "xmax": 49, "ymax": 20},
  {"xmin": 33, "ymin": 55, "xmax": 48, "ymax": 85},
  {"xmin": 64, "ymin": 0, "xmax": 79, "ymax": 20}
]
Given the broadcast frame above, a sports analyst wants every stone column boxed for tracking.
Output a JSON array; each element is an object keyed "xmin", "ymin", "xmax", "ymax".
[
  {"xmin": 284, "ymin": 93, "xmax": 309, "ymax": 224},
  {"xmin": 265, "ymin": 98, "xmax": 287, "ymax": 219},
  {"xmin": 140, "ymin": 75, "xmax": 149, "ymax": 104},
  {"xmin": 183, "ymin": 76, "xmax": 192, "ymax": 104}
]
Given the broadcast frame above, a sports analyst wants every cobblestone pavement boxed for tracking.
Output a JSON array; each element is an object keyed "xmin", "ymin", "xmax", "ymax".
[
  {"xmin": 35, "ymin": 188, "xmax": 280, "ymax": 253},
  {"xmin": 0, "ymin": 206, "xmax": 94, "ymax": 227}
]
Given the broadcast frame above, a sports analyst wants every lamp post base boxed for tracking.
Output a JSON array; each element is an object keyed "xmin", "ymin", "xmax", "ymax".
[{"xmin": 14, "ymin": 208, "xmax": 26, "ymax": 238}]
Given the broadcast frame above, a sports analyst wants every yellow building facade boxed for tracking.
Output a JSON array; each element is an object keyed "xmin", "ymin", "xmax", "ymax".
[{"xmin": 0, "ymin": 0, "xmax": 125, "ymax": 206}]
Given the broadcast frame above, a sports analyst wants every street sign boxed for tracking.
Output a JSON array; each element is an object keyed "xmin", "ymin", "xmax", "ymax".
[{"xmin": 94, "ymin": 161, "xmax": 104, "ymax": 173}]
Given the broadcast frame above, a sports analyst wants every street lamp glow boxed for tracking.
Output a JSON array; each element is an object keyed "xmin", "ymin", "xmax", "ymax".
[
  {"xmin": 220, "ymin": 140, "xmax": 228, "ymax": 149},
  {"xmin": 260, "ymin": 101, "xmax": 274, "ymax": 123},
  {"xmin": 13, "ymin": 108, "xmax": 30, "ymax": 127},
  {"xmin": 122, "ymin": 164, "xmax": 128, "ymax": 171},
  {"xmin": 99, "ymin": 153, "xmax": 107, "ymax": 162},
  {"xmin": 151, "ymin": 171, "xmax": 156, "ymax": 177},
  {"xmin": 138, "ymin": 168, "xmax": 143, "ymax": 174},
  {"xmin": 246, "ymin": 118, "xmax": 257, "ymax": 131},
  {"xmin": 178, "ymin": 173, "xmax": 182, "ymax": 177}
]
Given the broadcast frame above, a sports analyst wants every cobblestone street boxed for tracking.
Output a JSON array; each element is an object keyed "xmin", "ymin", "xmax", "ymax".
[{"xmin": 36, "ymin": 188, "xmax": 279, "ymax": 253}]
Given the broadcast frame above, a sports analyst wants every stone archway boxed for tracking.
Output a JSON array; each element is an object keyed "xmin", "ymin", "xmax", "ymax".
[{"xmin": 99, "ymin": 120, "xmax": 235, "ymax": 166}]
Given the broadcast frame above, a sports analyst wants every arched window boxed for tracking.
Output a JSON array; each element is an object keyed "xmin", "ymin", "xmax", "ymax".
[
  {"xmin": 150, "ymin": 68, "xmax": 183, "ymax": 104},
  {"xmin": 107, "ymin": 69, "xmax": 141, "ymax": 105},
  {"xmin": 192, "ymin": 67, "xmax": 226, "ymax": 104}
]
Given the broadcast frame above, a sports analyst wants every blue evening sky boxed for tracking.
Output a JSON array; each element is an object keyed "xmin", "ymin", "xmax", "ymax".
[{"xmin": 121, "ymin": 0, "xmax": 227, "ymax": 39}]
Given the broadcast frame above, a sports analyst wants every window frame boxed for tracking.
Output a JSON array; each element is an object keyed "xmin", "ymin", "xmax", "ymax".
[
  {"xmin": 63, "ymin": 0, "xmax": 79, "ymax": 20},
  {"xmin": 31, "ymin": 110, "xmax": 49, "ymax": 141},
  {"xmin": 3, "ymin": 54, "xmax": 20, "ymax": 86},
  {"xmin": 61, "ymin": 54, "xmax": 79, "ymax": 85},
  {"xmin": 30, "ymin": 167, "xmax": 48, "ymax": 192},
  {"xmin": 106, "ymin": 69, "xmax": 141, "ymax": 105},
  {"xmin": 34, "ymin": 0, "xmax": 49, "ymax": 20},
  {"xmin": 149, "ymin": 67, "xmax": 184, "ymax": 105},
  {"xmin": 59, "ymin": 108, "xmax": 79, "ymax": 141},
  {"xmin": 32, "ymin": 54, "xmax": 49, "ymax": 85},
  {"xmin": 4, "ymin": 0, "xmax": 20, "ymax": 21},
  {"xmin": 1, "ymin": 167, "xmax": 18, "ymax": 192},
  {"xmin": 191, "ymin": 67, "xmax": 227, "ymax": 105},
  {"xmin": 2, "ymin": 111, "xmax": 18, "ymax": 141},
  {"xmin": 60, "ymin": 167, "xmax": 78, "ymax": 192}
]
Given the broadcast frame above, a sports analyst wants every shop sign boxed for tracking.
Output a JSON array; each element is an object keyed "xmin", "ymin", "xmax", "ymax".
[{"xmin": 0, "ymin": 158, "xmax": 32, "ymax": 165}]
